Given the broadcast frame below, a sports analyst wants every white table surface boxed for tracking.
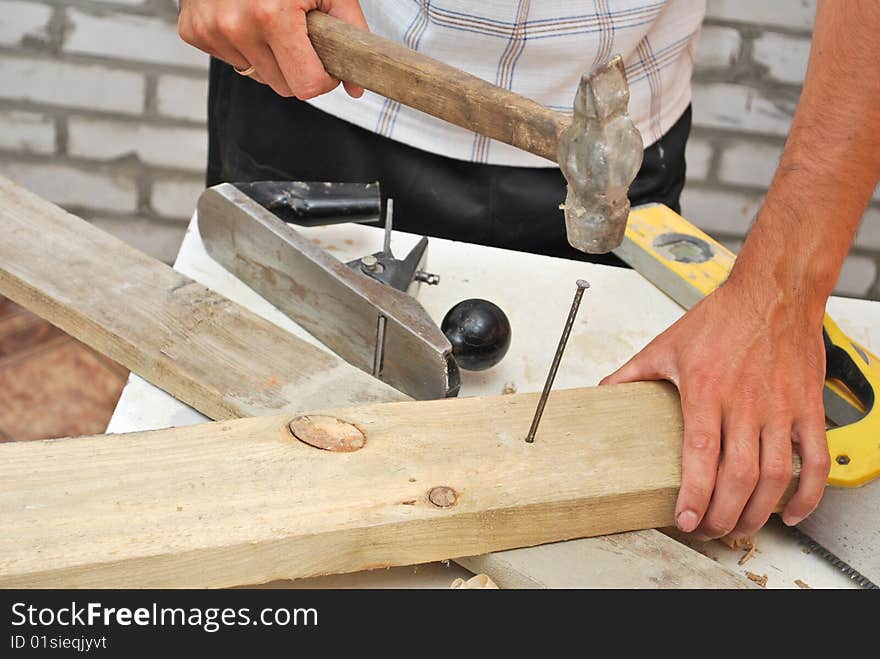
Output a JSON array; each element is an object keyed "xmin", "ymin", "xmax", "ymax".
[{"xmin": 108, "ymin": 214, "xmax": 880, "ymax": 589}]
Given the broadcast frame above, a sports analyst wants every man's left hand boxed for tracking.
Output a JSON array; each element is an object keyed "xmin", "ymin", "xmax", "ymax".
[{"xmin": 601, "ymin": 273, "xmax": 830, "ymax": 540}]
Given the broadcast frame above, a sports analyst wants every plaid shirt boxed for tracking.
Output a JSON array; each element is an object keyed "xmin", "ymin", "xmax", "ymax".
[{"xmin": 307, "ymin": 0, "xmax": 706, "ymax": 167}]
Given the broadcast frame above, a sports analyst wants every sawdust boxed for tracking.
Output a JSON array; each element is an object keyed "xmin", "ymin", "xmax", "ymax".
[
  {"xmin": 736, "ymin": 538, "xmax": 758, "ymax": 566},
  {"xmin": 794, "ymin": 579, "xmax": 812, "ymax": 589},
  {"xmin": 502, "ymin": 381, "xmax": 517, "ymax": 395},
  {"xmin": 720, "ymin": 535, "xmax": 758, "ymax": 565},
  {"xmin": 745, "ymin": 571, "xmax": 768, "ymax": 588},
  {"xmin": 722, "ymin": 535, "xmax": 754, "ymax": 550},
  {"xmin": 738, "ymin": 544, "xmax": 757, "ymax": 566}
]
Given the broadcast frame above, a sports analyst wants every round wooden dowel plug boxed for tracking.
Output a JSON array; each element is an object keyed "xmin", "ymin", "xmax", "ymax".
[{"xmin": 289, "ymin": 415, "xmax": 366, "ymax": 452}]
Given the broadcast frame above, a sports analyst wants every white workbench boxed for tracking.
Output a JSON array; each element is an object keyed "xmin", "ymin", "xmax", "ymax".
[{"xmin": 109, "ymin": 215, "xmax": 879, "ymax": 589}]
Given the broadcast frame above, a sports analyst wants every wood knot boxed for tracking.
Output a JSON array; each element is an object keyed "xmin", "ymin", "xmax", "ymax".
[
  {"xmin": 428, "ymin": 486, "xmax": 458, "ymax": 508},
  {"xmin": 289, "ymin": 415, "xmax": 365, "ymax": 452}
]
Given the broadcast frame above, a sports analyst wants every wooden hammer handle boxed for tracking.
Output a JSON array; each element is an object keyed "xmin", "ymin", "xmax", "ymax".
[{"xmin": 307, "ymin": 11, "xmax": 568, "ymax": 163}]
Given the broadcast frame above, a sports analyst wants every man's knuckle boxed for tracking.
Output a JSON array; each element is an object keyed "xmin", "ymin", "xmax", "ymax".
[
  {"xmin": 296, "ymin": 78, "xmax": 334, "ymax": 99},
  {"xmin": 736, "ymin": 385, "xmax": 760, "ymax": 410},
  {"xmin": 797, "ymin": 489, "xmax": 824, "ymax": 513},
  {"xmin": 688, "ymin": 368, "xmax": 718, "ymax": 392},
  {"xmin": 687, "ymin": 430, "xmax": 717, "ymax": 454},
  {"xmin": 295, "ymin": 82, "xmax": 320, "ymax": 99},
  {"xmin": 178, "ymin": 16, "xmax": 202, "ymax": 45},
  {"xmin": 806, "ymin": 407, "xmax": 828, "ymax": 429},
  {"xmin": 762, "ymin": 457, "xmax": 791, "ymax": 485},
  {"xmin": 178, "ymin": 24, "xmax": 193, "ymax": 45},
  {"xmin": 729, "ymin": 455, "xmax": 759, "ymax": 488},
  {"xmin": 216, "ymin": 12, "xmax": 245, "ymax": 39},
  {"xmin": 796, "ymin": 386, "xmax": 824, "ymax": 413},
  {"xmin": 681, "ymin": 482, "xmax": 712, "ymax": 504},
  {"xmin": 806, "ymin": 449, "xmax": 832, "ymax": 476},
  {"xmin": 771, "ymin": 399, "xmax": 794, "ymax": 420},
  {"xmin": 252, "ymin": 0, "xmax": 281, "ymax": 28}
]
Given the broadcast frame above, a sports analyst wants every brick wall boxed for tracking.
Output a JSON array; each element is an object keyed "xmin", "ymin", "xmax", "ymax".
[
  {"xmin": 0, "ymin": 1, "xmax": 877, "ymax": 297},
  {"xmin": 0, "ymin": 0, "xmax": 206, "ymax": 263},
  {"xmin": 689, "ymin": 0, "xmax": 880, "ymax": 299}
]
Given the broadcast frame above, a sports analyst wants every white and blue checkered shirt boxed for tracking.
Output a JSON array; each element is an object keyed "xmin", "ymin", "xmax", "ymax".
[{"xmin": 308, "ymin": 0, "xmax": 706, "ymax": 167}]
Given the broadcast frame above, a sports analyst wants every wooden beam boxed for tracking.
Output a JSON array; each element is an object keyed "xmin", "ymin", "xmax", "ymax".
[
  {"xmin": 457, "ymin": 530, "xmax": 751, "ymax": 588},
  {"xmin": 0, "ymin": 175, "xmax": 405, "ymax": 419},
  {"xmin": 0, "ymin": 176, "xmax": 750, "ymax": 588},
  {"xmin": 0, "ymin": 382, "xmax": 737, "ymax": 587}
]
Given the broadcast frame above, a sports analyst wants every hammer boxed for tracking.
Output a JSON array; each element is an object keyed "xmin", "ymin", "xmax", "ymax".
[{"xmin": 305, "ymin": 11, "xmax": 644, "ymax": 254}]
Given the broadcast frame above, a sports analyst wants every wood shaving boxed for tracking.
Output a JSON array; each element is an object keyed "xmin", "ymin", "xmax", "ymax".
[
  {"xmin": 720, "ymin": 535, "xmax": 757, "ymax": 565},
  {"xmin": 451, "ymin": 574, "xmax": 499, "ymax": 589},
  {"xmin": 722, "ymin": 535, "xmax": 754, "ymax": 550},
  {"xmin": 502, "ymin": 382, "xmax": 517, "ymax": 395},
  {"xmin": 745, "ymin": 571, "xmax": 768, "ymax": 588},
  {"xmin": 737, "ymin": 540, "xmax": 757, "ymax": 566},
  {"xmin": 794, "ymin": 579, "xmax": 812, "ymax": 589}
]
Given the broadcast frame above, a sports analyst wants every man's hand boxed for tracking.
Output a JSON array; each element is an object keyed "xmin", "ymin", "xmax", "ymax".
[
  {"xmin": 178, "ymin": 0, "xmax": 368, "ymax": 99},
  {"xmin": 601, "ymin": 268, "xmax": 830, "ymax": 540},
  {"xmin": 604, "ymin": 0, "xmax": 880, "ymax": 542}
]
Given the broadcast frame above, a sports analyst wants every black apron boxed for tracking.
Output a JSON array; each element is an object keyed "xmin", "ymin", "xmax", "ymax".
[{"xmin": 206, "ymin": 58, "xmax": 691, "ymax": 268}]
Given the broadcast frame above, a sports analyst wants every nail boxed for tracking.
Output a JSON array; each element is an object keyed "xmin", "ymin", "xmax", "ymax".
[
  {"xmin": 525, "ymin": 279, "xmax": 589, "ymax": 443},
  {"xmin": 676, "ymin": 510, "xmax": 699, "ymax": 532}
]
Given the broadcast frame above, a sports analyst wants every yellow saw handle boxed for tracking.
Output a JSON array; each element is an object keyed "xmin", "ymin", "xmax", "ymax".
[
  {"xmin": 616, "ymin": 203, "xmax": 879, "ymax": 487},
  {"xmin": 822, "ymin": 315, "xmax": 877, "ymax": 486}
]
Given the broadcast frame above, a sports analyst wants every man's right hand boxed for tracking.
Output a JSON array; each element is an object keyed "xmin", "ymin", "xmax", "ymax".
[{"xmin": 178, "ymin": 0, "xmax": 369, "ymax": 99}]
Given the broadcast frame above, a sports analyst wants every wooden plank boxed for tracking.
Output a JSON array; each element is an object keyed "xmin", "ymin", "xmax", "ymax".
[
  {"xmin": 0, "ymin": 177, "xmax": 748, "ymax": 588},
  {"xmin": 0, "ymin": 383, "xmax": 795, "ymax": 587},
  {"xmin": 0, "ymin": 175, "xmax": 405, "ymax": 420},
  {"xmin": 457, "ymin": 530, "xmax": 750, "ymax": 588}
]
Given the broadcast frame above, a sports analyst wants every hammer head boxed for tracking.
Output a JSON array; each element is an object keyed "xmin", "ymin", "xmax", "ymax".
[{"xmin": 557, "ymin": 56, "xmax": 643, "ymax": 254}]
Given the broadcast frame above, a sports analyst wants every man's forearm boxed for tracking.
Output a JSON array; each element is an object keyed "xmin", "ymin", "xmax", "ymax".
[
  {"xmin": 731, "ymin": 0, "xmax": 880, "ymax": 302},
  {"xmin": 605, "ymin": 0, "xmax": 880, "ymax": 539}
]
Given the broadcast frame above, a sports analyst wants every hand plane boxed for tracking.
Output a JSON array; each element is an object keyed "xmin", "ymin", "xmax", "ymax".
[{"xmin": 198, "ymin": 181, "xmax": 511, "ymax": 401}]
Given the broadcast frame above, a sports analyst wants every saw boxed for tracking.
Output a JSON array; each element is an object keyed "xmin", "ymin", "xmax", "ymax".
[{"xmin": 615, "ymin": 203, "xmax": 879, "ymax": 588}]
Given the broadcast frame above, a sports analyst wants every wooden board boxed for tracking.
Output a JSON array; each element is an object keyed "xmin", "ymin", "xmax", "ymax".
[
  {"xmin": 0, "ymin": 175, "xmax": 405, "ymax": 420},
  {"xmin": 457, "ymin": 529, "xmax": 751, "ymax": 588},
  {"xmin": 0, "ymin": 383, "xmax": 796, "ymax": 587},
  {"xmin": 0, "ymin": 176, "xmax": 750, "ymax": 588}
]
